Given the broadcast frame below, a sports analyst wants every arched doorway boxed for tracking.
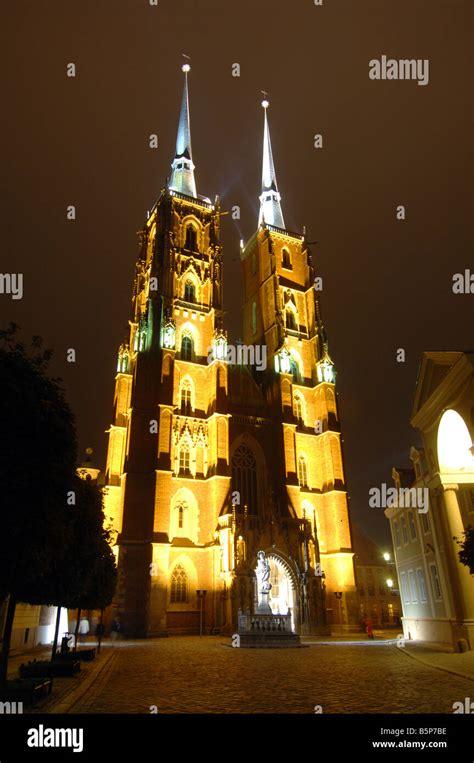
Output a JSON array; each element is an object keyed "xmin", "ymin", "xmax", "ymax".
[{"xmin": 266, "ymin": 554, "xmax": 297, "ymax": 631}]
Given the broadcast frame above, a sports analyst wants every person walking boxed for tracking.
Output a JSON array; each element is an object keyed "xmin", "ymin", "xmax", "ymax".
[
  {"xmin": 365, "ymin": 616, "xmax": 374, "ymax": 640},
  {"xmin": 78, "ymin": 617, "xmax": 90, "ymax": 643}
]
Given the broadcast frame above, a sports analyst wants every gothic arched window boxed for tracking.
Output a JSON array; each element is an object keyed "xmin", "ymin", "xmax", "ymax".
[
  {"xmin": 290, "ymin": 357, "xmax": 302, "ymax": 384},
  {"xmin": 298, "ymin": 456, "xmax": 308, "ymax": 487},
  {"xmin": 185, "ymin": 225, "xmax": 197, "ymax": 251},
  {"xmin": 282, "ymin": 248, "xmax": 292, "ymax": 269},
  {"xmin": 178, "ymin": 504, "xmax": 185, "ymax": 529},
  {"xmin": 293, "ymin": 394, "xmax": 304, "ymax": 426},
  {"xmin": 180, "ymin": 379, "xmax": 192, "ymax": 415},
  {"xmin": 286, "ymin": 309, "xmax": 297, "ymax": 331},
  {"xmin": 170, "ymin": 564, "xmax": 187, "ymax": 603},
  {"xmin": 232, "ymin": 444, "xmax": 257, "ymax": 513},
  {"xmin": 179, "ymin": 443, "xmax": 191, "ymax": 475},
  {"xmin": 184, "ymin": 279, "xmax": 195, "ymax": 303},
  {"xmin": 181, "ymin": 333, "xmax": 193, "ymax": 361}
]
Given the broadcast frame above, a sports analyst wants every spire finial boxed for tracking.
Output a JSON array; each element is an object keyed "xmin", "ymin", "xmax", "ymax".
[
  {"xmin": 258, "ymin": 92, "xmax": 285, "ymax": 229},
  {"xmin": 168, "ymin": 58, "xmax": 197, "ymax": 198}
]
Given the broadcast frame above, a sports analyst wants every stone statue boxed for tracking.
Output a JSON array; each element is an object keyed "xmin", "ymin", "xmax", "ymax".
[
  {"xmin": 255, "ymin": 550, "xmax": 272, "ymax": 613},
  {"xmin": 256, "ymin": 551, "xmax": 272, "ymax": 593}
]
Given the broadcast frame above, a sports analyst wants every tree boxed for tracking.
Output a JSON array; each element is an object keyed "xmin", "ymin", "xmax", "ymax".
[
  {"xmin": 0, "ymin": 324, "xmax": 77, "ymax": 684},
  {"xmin": 66, "ymin": 477, "xmax": 117, "ymax": 652},
  {"xmin": 458, "ymin": 527, "xmax": 474, "ymax": 575}
]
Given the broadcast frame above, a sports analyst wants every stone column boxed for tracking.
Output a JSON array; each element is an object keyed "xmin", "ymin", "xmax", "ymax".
[{"xmin": 443, "ymin": 485, "xmax": 474, "ymax": 622}]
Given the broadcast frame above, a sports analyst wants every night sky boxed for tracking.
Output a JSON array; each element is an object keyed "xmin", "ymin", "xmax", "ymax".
[{"xmin": 2, "ymin": 0, "xmax": 472, "ymax": 546}]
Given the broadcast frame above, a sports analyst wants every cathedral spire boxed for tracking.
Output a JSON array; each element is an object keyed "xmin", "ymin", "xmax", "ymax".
[
  {"xmin": 258, "ymin": 98, "xmax": 285, "ymax": 229},
  {"xmin": 169, "ymin": 63, "xmax": 197, "ymax": 199}
]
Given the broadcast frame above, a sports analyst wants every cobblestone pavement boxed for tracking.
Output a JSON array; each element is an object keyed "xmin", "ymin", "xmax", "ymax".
[{"xmin": 60, "ymin": 637, "xmax": 474, "ymax": 714}]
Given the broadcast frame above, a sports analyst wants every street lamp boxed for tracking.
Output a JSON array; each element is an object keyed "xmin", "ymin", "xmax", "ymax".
[
  {"xmin": 196, "ymin": 590, "xmax": 207, "ymax": 638},
  {"xmin": 386, "ymin": 578, "xmax": 393, "ymax": 588},
  {"xmin": 383, "ymin": 552, "xmax": 391, "ymax": 562}
]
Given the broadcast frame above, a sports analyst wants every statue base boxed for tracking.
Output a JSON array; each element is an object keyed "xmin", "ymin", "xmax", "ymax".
[{"xmin": 236, "ymin": 612, "xmax": 302, "ymax": 649}]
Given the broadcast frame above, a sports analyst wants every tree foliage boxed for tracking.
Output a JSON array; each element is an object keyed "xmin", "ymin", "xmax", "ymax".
[
  {"xmin": 458, "ymin": 527, "xmax": 474, "ymax": 575},
  {"xmin": 68, "ymin": 477, "xmax": 117, "ymax": 611},
  {"xmin": 0, "ymin": 323, "xmax": 77, "ymax": 603},
  {"xmin": 0, "ymin": 324, "xmax": 117, "ymax": 678}
]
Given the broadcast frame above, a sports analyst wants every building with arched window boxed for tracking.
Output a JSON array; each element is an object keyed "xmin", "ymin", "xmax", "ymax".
[
  {"xmin": 386, "ymin": 351, "xmax": 474, "ymax": 649},
  {"xmin": 101, "ymin": 66, "xmax": 356, "ymax": 639}
]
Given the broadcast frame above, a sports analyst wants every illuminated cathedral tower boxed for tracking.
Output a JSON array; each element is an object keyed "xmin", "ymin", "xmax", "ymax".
[
  {"xmin": 103, "ymin": 71, "xmax": 357, "ymax": 637},
  {"xmin": 236, "ymin": 98, "xmax": 357, "ymax": 632}
]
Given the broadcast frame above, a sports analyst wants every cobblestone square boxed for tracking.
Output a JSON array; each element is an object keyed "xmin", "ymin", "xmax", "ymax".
[{"xmin": 43, "ymin": 637, "xmax": 474, "ymax": 715}]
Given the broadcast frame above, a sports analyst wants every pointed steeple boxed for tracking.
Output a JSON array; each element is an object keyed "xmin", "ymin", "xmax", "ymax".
[
  {"xmin": 258, "ymin": 98, "xmax": 285, "ymax": 229},
  {"xmin": 169, "ymin": 64, "xmax": 197, "ymax": 198}
]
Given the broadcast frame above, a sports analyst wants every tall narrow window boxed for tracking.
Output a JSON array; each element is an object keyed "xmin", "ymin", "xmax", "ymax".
[
  {"xmin": 408, "ymin": 511, "xmax": 417, "ymax": 541},
  {"xmin": 408, "ymin": 570, "xmax": 418, "ymax": 603},
  {"xmin": 290, "ymin": 358, "xmax": 302, "ymax": 384},
  {"xmin": 180, "ymin": 381, "xmax": 192, "ymax": 415},
  {"xmin": 282, "ymin": 248, "xmax": 292, "ymax": 269},
  {"xmin": 293, "ymin": 394, "xmax": 304, "ymax": 426},
  {"xmin": 178, "ymin": 504, "xmax": 184, "ymax": 529},
  {"xmin": 421, "ymin": 511, "xmax": 430, "ymax": 533},
  {"xmin": 179, "ymin": 444, "xmax": 190, "ymax": 474},
  {"xmin": 298, "ymin": 456, "xmax": 308, "ymax": 487},
  {"xmin": 286, "ymin": 309, "xmax": 297, "ymax": 331},
  {"xmin": 184, "ymin": 279, "xmax": 196, "ymax": 303},
  {"xmin": 185, "ymin": 225, "xmax": 197, "ymax": 251},
  {"xmin": 416, "ymin": 568, "xmax": 428, "ymax": 602},
  {"xmin": 400, "ymin": 572, "xmax": 410, "ymax": 604},
  {"xmin": 232, "ymin": 445, "xmax": 257, "ymax": 513},
  {"xmin": 181, "ymin": 334, "xmax": 193, "ymax": 361},
  {"xmin": 429, "ymin": 564, "xmax": 442, "ymax": 600},
  {"xmin": 170, "ymin": 564, "xmax": 187, "ymax": 603}
]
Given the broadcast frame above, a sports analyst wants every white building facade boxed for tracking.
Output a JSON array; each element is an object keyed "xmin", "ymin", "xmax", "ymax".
[{"xmin": 386, "ymin": 352, "xmax": 474, "ymax": 650}]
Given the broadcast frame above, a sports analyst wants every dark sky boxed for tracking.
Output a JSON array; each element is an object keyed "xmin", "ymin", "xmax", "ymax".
[{"xmin": 2, "ymin": 0, "xmax": 472, "ymax": 546}]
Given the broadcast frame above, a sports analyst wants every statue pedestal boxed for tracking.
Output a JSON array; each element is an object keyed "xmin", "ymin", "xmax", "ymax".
[
  {"xmin": 235, "ymin": 550, "xmax": 301, "ymax": 647},
  {"xmin": 235, "ymin": 612, "xmax": 301, "ymax": 648},
  {"xmin": 256, "ymin": 592, "xmax": 272, "ymax": 614}
]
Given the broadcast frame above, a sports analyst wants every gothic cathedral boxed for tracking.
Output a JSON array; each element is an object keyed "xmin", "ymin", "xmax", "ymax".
[{"xmin": 103, "ymin": 66, "xmax": 357, "ymax": 637}]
